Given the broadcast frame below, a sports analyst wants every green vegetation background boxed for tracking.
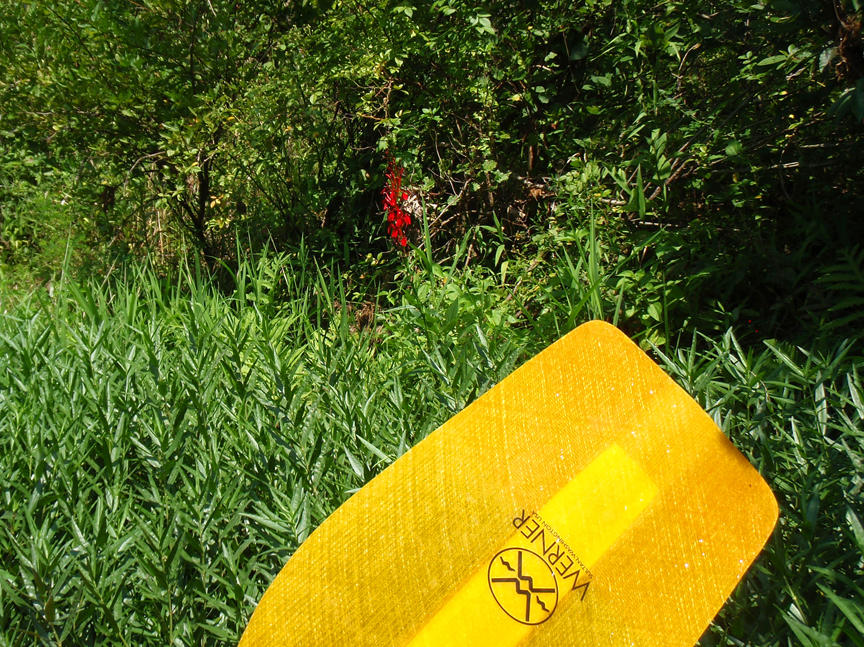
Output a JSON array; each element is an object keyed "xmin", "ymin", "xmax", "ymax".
[{"xmin": 0, "ymin": 0, "xmax": 862, "ymax": 645}]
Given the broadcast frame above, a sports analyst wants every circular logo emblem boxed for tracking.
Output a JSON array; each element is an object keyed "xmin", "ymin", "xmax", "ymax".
[{"xmin": 487, "ymin": 547, "xmax": 559, "ymax": 625}]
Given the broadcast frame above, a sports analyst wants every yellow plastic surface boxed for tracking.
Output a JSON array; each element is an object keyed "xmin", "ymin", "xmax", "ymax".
[{"xmin": 239, "ymin": 321, "xmax": 778, "ymax": 646}]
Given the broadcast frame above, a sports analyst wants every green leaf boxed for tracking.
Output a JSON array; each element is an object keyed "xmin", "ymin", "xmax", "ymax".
[
  {"xmin": 344, "ymin": 447, "xmax": 365, "ymax": 479},
  {"xmin": 819, "ymin": 47, "xmax": 838, "ymax": 71},
  {"xmin": 634, "ymin": 166, "xmax": 646, "ymax": 218},
  {"xmin": 757, "ymin": 54, "xmax": 787, "ymax": 66},
  {"xmin": 725, "ymin": 140, "xmax": 744, "ymax": 157},
  {"xmin": 816, "ymin": 584, "xmax": 864, "ymax": 635},
  {"xmin": 847, "ymin": 507, "xmax": 864, "ymax": 557}
]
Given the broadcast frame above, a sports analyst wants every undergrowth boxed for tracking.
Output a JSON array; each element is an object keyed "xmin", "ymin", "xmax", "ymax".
[{"xmin": 0, "ymin": 243, "xmax": 861, "ymax": 646}]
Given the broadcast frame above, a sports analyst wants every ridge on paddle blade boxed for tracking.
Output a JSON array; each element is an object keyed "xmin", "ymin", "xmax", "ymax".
[{"xmin": 239, "ymin": 321, "xmax": 778, "ymax": 647}]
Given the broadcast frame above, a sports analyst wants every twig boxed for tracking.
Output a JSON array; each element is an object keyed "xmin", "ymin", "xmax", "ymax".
[{"xmin": 675, "ymin": 43, "xmax": 702, "ymax": 94}]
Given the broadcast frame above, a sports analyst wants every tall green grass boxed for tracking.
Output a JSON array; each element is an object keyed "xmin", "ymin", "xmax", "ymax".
[
  {"xmin": 0, "ymin": 251, "xmax": 526, "ymax": 645},
  {"xmin": 0, "ymin": 246, "xmax": 861, "ymax": 646},
  {"xmin": 657, "ymin": 333, "xmax": 864, "ymax": 646}
]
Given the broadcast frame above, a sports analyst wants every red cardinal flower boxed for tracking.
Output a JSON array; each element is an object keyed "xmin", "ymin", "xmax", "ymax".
[{"xmin": 382, "ymin": 157, "xmax": 411, "ymax": 247}]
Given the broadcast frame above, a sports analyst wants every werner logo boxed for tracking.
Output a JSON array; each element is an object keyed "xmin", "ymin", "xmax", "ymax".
[
  {"xmin": 487, "ymin": 510, "xmax": 593, "ymax": 625},
  {"xmin": 486, "ymin": 510, "xmax": 593, "ymax": 625},
  {"xmin": 487, "ymin": 547, "xmax": 558, "ymax": 625}
]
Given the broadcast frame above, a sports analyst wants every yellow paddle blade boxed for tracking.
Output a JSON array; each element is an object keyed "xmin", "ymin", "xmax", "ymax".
[{"xmin": 239, "ymin": 321, "xmax": 777, "ymax": 647}]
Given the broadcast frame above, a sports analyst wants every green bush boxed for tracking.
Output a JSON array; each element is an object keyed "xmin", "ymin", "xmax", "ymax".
[{"xmin": 3, "ymin": 1, "xmax": 861, "ymax": 267}]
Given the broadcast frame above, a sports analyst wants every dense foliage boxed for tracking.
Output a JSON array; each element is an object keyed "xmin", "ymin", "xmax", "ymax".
[
  {"xmin": 0, "ymin": 255, "xmax": 862, "ymax": 646},
  {"xmin": 2, "ymin": 1, "xmax": 862, "ymax": 336},
  {"xmin": 1, "ymin": 1, "xmax": 863, "ymax": 645}
]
